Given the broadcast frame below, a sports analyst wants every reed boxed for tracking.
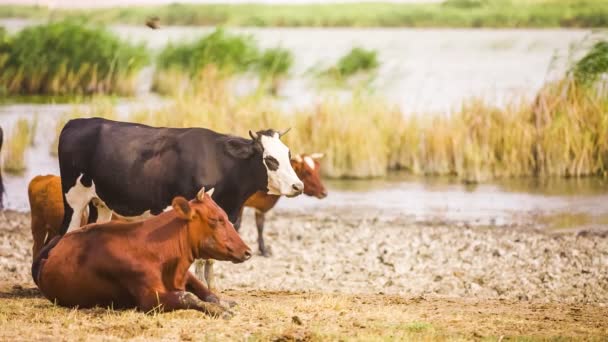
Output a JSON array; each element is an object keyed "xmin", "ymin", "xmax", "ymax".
[
  {"xmin": 154, "ymin": 29, "xmax": 293, "ymax": 96},
  {"xmin": 2, "ymin": 119, "xmax": 32, "ymax": 175},
  {"xmin": 65, "ymin": 74, "xmax": 608, "ymax": 180},
  {"xmin": 0, "ymin": 21, "xmax": 149, "ymax": 96},
  {"xmin": 49, "ymin": 99, "xmax": 119, "ymax": 157}
]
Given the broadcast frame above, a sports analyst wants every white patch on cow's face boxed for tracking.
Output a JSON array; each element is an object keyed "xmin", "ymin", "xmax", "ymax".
[
  {"xmin": 260, "ymin": 133, "xmax": 304, "ymax": 197},
  {"xmin": 65, "ymin": 174, "xmax": 97, "ymax": 232},
  {"xmin": 304, "ymin": 156, "xmax": 315, "ymax": 170}
]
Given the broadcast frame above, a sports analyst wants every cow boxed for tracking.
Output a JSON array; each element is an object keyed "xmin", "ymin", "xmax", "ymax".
[
  {"xmin": 193, "ymin": 153, "xmax": 327, "ymax": 291},
  {"xmin": 28, "ymin": 175, "xmax": 115, "ymax": 259},
  {"xmin": 57, "ymin": 118, "xmax": 304, "ymax": 237},
  {"xmin": 0, "ymin": 125, "xmax": 4, "ymax": 210},
  {"xmin": 32, "ymin": 188, "xmax": 250, "ymax": 318},
  {"xmin": 241, "ymin": 153, "xmax": 327, "ymax": 256}
]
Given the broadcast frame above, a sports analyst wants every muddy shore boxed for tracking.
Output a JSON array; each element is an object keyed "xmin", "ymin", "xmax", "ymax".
[{"xmin": 1, "ymin": 208, "xmax": 607, "ymax": 305}]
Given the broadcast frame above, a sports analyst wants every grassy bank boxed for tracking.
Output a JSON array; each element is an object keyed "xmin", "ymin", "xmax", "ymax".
[
  {"xmin": 0, "ymin": 21, "xmax": 149, "ymax": 96},
  {"xmin": 0, "ymin": 1, "xmax": 607, "ymax": 28}
]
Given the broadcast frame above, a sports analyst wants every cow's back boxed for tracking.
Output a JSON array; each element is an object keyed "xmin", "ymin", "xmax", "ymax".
[
  {"xmin": 37, "ymin": 223, "xmax": 143, "ymax": 308},
  {"xmin": 58, "ymin": 118, "xmax": 219, "ymax": 216}
]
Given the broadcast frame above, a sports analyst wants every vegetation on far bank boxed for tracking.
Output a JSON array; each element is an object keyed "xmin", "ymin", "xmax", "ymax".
[
  {"xmin": 0, "ymin": 21, "xmax": 149, "ymax": 96},
  {"xmin": 154, "ymin": 28, "xmax": 293, "ymax": 95},
  {"xmin": 1, "ymin": 0, "xmax": 607, "ymax": 28}
]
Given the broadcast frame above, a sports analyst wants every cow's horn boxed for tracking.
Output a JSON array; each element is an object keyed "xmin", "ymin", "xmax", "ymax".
[
  {"xmin": 196, "ymin": 187, "xmax": 206, "ymax": 202},
  {"xmin": 206, "ymin": 188, "xmax": 215, "ymax": 198},
  {"xmin": 279, "ymin": 127, "xmax": 291, "ymax": 138},
  {"xmin": 310, "ymin": 152, "xmax": 325, "ymax": 160},
  {"xmin": 249, "ymin": 130, "xmax": 259, "ymax": 140}
]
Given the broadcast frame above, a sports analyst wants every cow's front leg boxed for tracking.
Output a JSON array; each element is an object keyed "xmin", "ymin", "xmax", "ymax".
[
  {"xmin": 255, "ymin": 210, "xmax": 272, "ymax": 257},
  {"xmin": 194, "ymin": 259, "xmax": 207, "ymax": 286},
  {"xmin": 136, "ymin": 289, "xmax": 231, "ymax": 318},
  {"xmin": 64, "ymin": 174, "xmax": 96, "ymax": 233},
  {"xmin": 204, "ymin": 259, "xmax": 216, "ymax": 291},
  {"xmin": 185, "ymin": 271, "xmax": 219, "ymax": 303}
]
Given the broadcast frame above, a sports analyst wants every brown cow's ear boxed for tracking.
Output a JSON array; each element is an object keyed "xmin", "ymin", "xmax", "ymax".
[{"xmin": 172, "ymin": 197, "xmax": 193, "ymax": 221}]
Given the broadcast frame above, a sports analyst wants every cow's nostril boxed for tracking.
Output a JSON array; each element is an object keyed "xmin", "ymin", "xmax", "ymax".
[
  {"xmin": 292, "ymin": 183, "xmax": 304, "ymax": 192},
  {"xmin": 244, "ymin": 250, "xmax": 252, "ymax": 260}
]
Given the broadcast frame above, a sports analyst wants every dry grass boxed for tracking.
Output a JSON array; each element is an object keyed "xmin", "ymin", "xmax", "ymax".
[
  {"xmin": 1, "ymin": 118, "xmax": 32, "ymax": 175},
  {"xmin": 49, "ymin": 98, "xmax": 118, "ymax": 156},
  {"xmin": 58, "ymin": 76, "xmax": 608, "ymax": 181},
  {"xmin": 1, "ymin": 285, "xmax": 606, "ymax": 341}
]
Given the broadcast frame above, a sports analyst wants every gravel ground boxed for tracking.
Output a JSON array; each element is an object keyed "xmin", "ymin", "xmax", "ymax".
[{"xmin": 1, "ymin": 209, "xmax": 607, "ymax": 305}]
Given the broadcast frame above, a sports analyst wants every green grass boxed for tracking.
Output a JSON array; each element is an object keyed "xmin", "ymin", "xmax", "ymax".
[
  {"xmin": 0, "ymin": 20, "xmax": 149, "ymax": 96},
  {"xmin": 153, "ymin": 28, "xmax": 293, "ymax": 96},
  {"xmin": 319, "ymin": 47, "xmax": 379, "ymax": 86},
  {"xmin": 572, "ymin": 40, "xmax": 608, "ymax": 85},
  {"xmin": 1, "ymin": 1, "xmax": 607, "ymax": 28}
]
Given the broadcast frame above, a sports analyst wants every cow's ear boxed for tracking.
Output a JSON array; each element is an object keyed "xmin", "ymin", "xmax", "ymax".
[
  {"xmin": 224, "ymin": 138, "xmax": 255, "ymax": 159},
  {"xmin": 172, "ymin": 197, "xmax": 193, "ymax": 221}
]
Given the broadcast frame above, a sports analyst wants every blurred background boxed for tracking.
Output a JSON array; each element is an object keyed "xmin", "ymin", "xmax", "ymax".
[{"xmin": 0, "ymin": 0, "xmax": 607, "ymax": 232}]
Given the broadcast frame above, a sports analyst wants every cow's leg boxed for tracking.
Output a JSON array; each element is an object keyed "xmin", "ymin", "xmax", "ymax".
[
  {"xmin": 63, "ymin": 174, "xmax": 96, "ymax": 233},
  {"xmin": 91, "ymin": 197, "xmax": 113, "ymax": 223},
  {"xmin": 185, "ymin": 272, "xmax": 219, "ymax": 303},
  {"xmin": 255, "ymin": 210, "xmax": 271, "ymax": 257},
  {"xmin": 86, "ymin": 202, "xmax": 98, "ymax": 224},
  {"xmin": 204, "ymin": 259, "xmax": 216, "ymax": 291},
  {"xmin": 234, "ymin": 206, "xmax": 244, "ymax": 232},
  {"xmin": 136, "ymin": 290, "xmax": 231, "ymax": 318},
  {"xmin": 194, "ymin": 259, "xmax": 207, "ymax": 286}
]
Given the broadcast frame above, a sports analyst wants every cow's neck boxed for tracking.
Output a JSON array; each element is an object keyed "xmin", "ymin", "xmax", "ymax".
[
  {"xmin": 217, "ymin": 155, "xmax": 266, "ymax": 223},
  {"xmin": 145, "ymin": 213, "xmax": 196, "ymax": 286}
]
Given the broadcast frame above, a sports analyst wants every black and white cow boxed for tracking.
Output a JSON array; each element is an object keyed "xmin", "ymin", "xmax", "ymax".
[{"xmin": 57, "ymin": 117, "xmax": 304, "ymax": 235}]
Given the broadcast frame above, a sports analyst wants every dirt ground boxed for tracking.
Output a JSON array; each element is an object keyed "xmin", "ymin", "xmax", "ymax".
[{"xmin": 1, "ymin": 209, "xmax": 607, "ymax": 340}]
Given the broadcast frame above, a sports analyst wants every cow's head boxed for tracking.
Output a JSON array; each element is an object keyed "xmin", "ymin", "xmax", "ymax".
[
  {"xmin": 291, "ymin": 153, "xmax": 327, "ymax": 199},
  {"xmin": 224, "ymin": 129, "xmax": 303, "ymax": 197},
  {"xmin": 172, "ymin": 188, "xmax": 252, "ymax": 263}
]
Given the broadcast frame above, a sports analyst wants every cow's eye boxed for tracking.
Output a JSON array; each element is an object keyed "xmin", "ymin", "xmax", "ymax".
[
  {"xmin": 208, "ymin": 217, "xmax": 219, "ymax": 228},
  {"xmin": 264, "ymin": 156, "xmax": 279, "ymax": 171}
]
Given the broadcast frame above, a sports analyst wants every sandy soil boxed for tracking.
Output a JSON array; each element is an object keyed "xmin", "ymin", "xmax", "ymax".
[{"xmin": 0, "ymin": 208, "xmax": 607, "ymax": 340}]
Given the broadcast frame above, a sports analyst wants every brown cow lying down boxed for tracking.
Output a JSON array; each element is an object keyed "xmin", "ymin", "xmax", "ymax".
[{"xmin": 32, "ymin": 189, "xmax": 251, "ymax": 318}]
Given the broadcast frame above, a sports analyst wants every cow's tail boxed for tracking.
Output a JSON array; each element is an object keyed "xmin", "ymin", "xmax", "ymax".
[{"xmin": 31, "ymin": 235, "xmax": 61, "ymax": 287}]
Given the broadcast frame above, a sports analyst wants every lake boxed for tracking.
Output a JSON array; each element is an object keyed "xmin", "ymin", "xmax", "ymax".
[{"xmin": 1, "ymin": 21, "xmax": 606, "ymax": 230}]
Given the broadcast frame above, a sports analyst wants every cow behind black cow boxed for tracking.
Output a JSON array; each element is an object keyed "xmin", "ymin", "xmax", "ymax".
[{"xmin": 57, "ymin": 117, "xmax": 303, "ymax": 236}]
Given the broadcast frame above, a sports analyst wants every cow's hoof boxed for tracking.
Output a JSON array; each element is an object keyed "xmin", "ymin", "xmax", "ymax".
[
  {"xmin": 259, "ymin": 246, "xmax": 273, "ymax": 257},
  {"xmin": 221, "ymin": 310, "xmax": 234, "ymax": 320},
  {"xmin": 221, "ymin": 299, "xmax": 238, "ymax": 308},
  {"xmin": 203, "ymin": 293, "xmax": 220, "ymax": 304}
]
